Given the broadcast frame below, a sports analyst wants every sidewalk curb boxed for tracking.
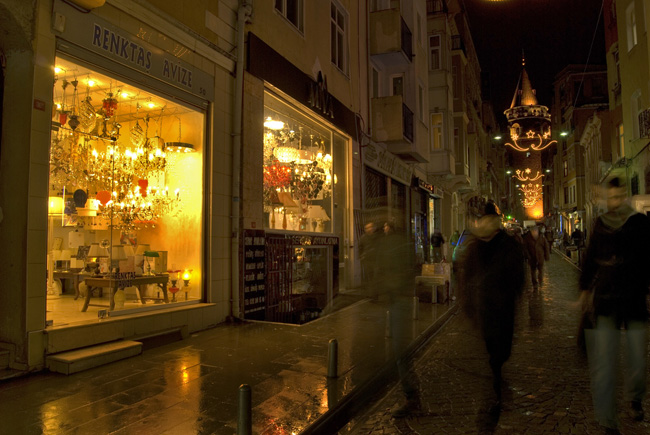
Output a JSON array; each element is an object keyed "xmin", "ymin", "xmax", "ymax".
[
  {"xmin": 552, "ymin": 247, "xmax": 582, "ymax": 271},
  {"xmin": 300, "ymin": 302, "xmax": 460, "ymax": 435}
]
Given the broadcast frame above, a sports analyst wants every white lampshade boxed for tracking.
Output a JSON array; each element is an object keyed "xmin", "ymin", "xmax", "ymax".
[
  {"xmin": 135, "ymin": 244, "xmax": 150, "ymax": 256},
  {"xmin": 111, "ymin": 245, "xmax": 127, "ymax": 261},
  {"xmin": 306, "ymin": 205, "xmax": 330, "ymax": 221},
  {"xmin": 88, "ymin": 243, "xmax": 107, "ymax": 258},
  {"xmin": 60, "ymin": 250, "xmax": 72, "ymax": 261},
  {"xmin": 124, "ymin": 245, "xmax": 135, "ymax": 257}
]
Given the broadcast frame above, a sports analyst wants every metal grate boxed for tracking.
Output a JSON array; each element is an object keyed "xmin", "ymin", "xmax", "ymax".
[{"xmin": 265, "ymin": 234, "xmax": 293, "ymax": 323}]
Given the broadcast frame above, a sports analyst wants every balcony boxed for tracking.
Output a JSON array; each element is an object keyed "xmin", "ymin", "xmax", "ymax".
[
  {"xmin": 372, "ymin": 96, "xmax": 427, "ymax": 162},
  {"xmin": 370, "ymin": 9, "xmax": 412, "ymax": 67}
]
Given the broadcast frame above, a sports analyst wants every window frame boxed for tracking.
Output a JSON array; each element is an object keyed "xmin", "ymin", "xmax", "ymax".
[
  {"xmin": 429, "ymin": 34, "xmax": 441, "ymax": 70},
  {"xmin": 330, "ymin": 1, "xmax": 348, "ymax": 74},
  {"xmin": 626, "ymin": 2, "xmax": 637, "ymax": 51},
  {"xmin": 275, "ymin": 0, "xmax": 304, "ymax": 33},
  {"xmin": 390, "ymin": 73, "xmax": 404, "ymax": 96},
  {"xmin": 430, "ymin": 113, "xmax": 443, "ymax": 151}
]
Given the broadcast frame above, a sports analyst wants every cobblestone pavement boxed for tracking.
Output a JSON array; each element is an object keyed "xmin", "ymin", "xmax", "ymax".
[{"xmin": 345, "ymin": 253, "xmax": 650, "ymax": 434}]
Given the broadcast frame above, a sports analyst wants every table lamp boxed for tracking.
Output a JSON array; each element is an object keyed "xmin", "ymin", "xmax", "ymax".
[
  {"xmin": 144, "ymin": 251, "xmax": 160, "ymax": 275},
  {"xmin": 306, "ymin": 205, "xmax": 330, "ymax": 232},
  {"xmin": 87, "ymin": 243, "xmax": 107, "ymax": 275},
  {"xmin": 182, "ymin": 268, "xmax": 193, "ymax": 300},
  {"xmin": 110, "ymin": 245, "xmax": 127, "ymax": 273},
  {"xmin": 135, "ymin": 244, "xmax": 150, "ymax": 274}
]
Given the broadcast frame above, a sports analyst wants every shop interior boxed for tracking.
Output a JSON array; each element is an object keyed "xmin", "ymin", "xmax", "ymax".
[{"xmin": 46, "ymin": 56, "xmax": 204, "ymax": 327}]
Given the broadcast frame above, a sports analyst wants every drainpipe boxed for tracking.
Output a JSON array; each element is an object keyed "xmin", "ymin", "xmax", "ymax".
[{"xmin": 230, "ymin": 0, "xmax": 252, "ymax": 320}]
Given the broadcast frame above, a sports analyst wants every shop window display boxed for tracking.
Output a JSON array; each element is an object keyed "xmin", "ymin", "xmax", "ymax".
[
  {"xmin": 263, "ymin": 91, "xmax": 334, "ymax": 233},
  {"xmin": 47, "ymin": 57, "xmax": 204, "ymax": 324}
]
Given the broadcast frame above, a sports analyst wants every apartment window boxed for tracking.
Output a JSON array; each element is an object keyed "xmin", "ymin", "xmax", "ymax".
[
  {"xmin": 563, "ymin": 160, "xmax": 568, "ymax": 177},
  {"xmin": 429, "ymin": 35, "xmax": 441, "ymax": 70},
  {"xmin": 453, "ymin": 127, "xmax": 460, "ymax": 158},
  {"xmin": 372, "ymin": 67, "xmax": 380, "ymax": 99},
  {"xmin": 275, "ymin": 0, "xmax": 304, "ymax": 32},
  {"xmin": 618, "ymin": 123, "xmax": 625, "ymax": 157},
  {"xmin": 627, "ymin": 2, "xmax": 637, "ymax": 51},
  {"xmin": 564, "ymin": 187, "xmax": 569, "ymax": 204},
  {"xmin": 391, "ymin": 74, "xmax": 404, "ymax": 96},
  {"xmin": 430, "ymin": 113, "xmax": 443, "ymax": 151},
  {"xmin": 331, "ymin": 2, "xmax": 348, "ymax": 73}
]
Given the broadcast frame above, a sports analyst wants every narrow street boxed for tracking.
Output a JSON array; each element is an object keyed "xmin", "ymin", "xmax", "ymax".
[{"xmin": 346, "ymin": 252, "xmax": 650, "ymax": 435}]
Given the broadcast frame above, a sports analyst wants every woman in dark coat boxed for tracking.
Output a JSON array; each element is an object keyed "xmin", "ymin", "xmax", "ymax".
[
  {"xmin": 523, "ymin": 226, "xmax": 550, "ymax": 286},
  {"xmin": 455, "ymin": 202, "xmax": 525, "ymax": 409}
]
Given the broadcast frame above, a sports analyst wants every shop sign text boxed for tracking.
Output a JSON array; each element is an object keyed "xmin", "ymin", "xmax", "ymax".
[
  {"xmin": 92, "ymin": 23, "xmax": 152, "ymax": 70},
  {"xmin": 291, "ymin": 235, "xmax": 338, "ymax": 246},
  {"xmin": 308, "ymin": 72, "xmax": 334, "ymax": 119}
]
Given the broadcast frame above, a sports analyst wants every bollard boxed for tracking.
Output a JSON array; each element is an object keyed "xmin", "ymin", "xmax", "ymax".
[
  {"xmin": 385, "ymin": 310, "xmax": 392, "ymax": 338},
  {"xmin": 327, "ymin": 338, "xmax": 338, "ymax": 378},
  {"xmin": 237, "ymin": 384, "xmax": 252, "ymax": 435},
  {"xmin": 412, "ymin": 296, "xmax": 419, "ymax": 320}
]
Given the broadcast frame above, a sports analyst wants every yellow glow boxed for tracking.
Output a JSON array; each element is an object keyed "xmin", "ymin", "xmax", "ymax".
[
  {"xmin": 54, "ymin": 67, "xmax": 62, "ymax": 74},
  {"xmin": 87, "ymin": 79, "xmax": 96, "ymax": 87},
  {"xmin": 182, "ymin": 269, "xmax": 191, "ymax": 280},
  {"xmin": 148, "ymin": 102, "xmax": 155, "ymax": 108},
  {"xmin": 264, "ymin": 117, "xmax": 285, "ymax": 130},
  {"xmin": 56, "ymin": 103, "xmax": 62, "ymax": 110},
  {"xmin": 121, "ymin": 92, "xmax": 129, "ymax": 98}
]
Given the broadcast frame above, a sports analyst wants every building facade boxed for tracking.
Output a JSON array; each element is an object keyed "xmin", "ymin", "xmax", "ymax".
[{"xmin": 0, "ymin": 0, "xmax": 237, "ymax": 372}]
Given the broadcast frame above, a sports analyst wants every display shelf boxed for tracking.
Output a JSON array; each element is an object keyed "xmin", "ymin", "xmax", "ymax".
[{"xmin": 242, "ymin": 229, "xmax": 266, "ymax": 320}]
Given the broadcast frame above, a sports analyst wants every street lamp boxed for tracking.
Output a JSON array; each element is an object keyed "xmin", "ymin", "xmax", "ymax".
[{"xmin": 560, "ymin": 131, "xmax": 569, "ymax": 137}]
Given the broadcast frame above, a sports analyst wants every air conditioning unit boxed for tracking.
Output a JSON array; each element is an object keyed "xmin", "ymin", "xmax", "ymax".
[{"xmin": 639, "ymin": 109, "xmax": 650, "ymax": 138}]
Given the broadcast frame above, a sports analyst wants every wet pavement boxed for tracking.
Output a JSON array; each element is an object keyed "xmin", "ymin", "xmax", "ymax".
[
  {"xmin": 343, "ymin": 251, "xmax": 650, "ymax": 434},
  {"xmin": 0, "ymin": 292, "xmax": 454, "ymax": 434}
]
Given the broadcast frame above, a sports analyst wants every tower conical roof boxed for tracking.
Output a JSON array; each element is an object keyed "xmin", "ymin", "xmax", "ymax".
[{"xmin": 510, "ymin": 55, "xmax": 539, "ymax": 108}]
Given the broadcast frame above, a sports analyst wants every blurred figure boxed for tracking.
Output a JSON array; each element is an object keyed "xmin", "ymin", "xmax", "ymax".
[
  {"xmin": 455, "ymin": 202, "xmax": 525, "ymax": 412},
  {"xmin": 572, "ymin": 226, "xmax": 585, "ymax": 248},
  {"xmin": 523, "ymin": 226, "xmax": 550, "ymax": 287},
  {"xmin": 376, "ymin": 220, "xmax": 419, "ymax": 418},
  {"xmin": 431, "ymin": 229, "xmax": 445, "ymax": 262},
  {"xmin": 359, "ymin": 221, "xmax": 379, "ymax": 299},
  {"xmin": 578, "ymin": 177, "xmax": 650, "ymax": 433},
  {"xmin": 544, "ymin": 225, "xmax": 554, "ymax": 245},
  {"xmin": 450, "ymin": 230, "xmax": 460, "ymax": 248}
]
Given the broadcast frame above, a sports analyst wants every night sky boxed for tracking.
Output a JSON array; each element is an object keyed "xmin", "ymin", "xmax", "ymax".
[{"xmin": 463, "ymin": 0, "xmax": 606, "ymax": 127}]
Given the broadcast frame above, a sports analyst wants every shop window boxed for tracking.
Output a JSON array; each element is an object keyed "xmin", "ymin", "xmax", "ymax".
[
  {"xmin": 47, "ymin": 57, "xmax": 204, "ymax": 322},
  {"xmin": 275, "ymin": 0, "xmax": 304, "ymax": 33},
  {"xmin": 618, "ymin": 123, "xmax": 625, "ymax": 157},
  {"xmin": 264, "ymin": 90, "xmax": 349, "ymax": 234},
  {"xmin": 331, "ymin": 1, "xmax": 348, "ymax": 73}
]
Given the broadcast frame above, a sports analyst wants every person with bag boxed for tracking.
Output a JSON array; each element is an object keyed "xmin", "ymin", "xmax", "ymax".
[{"xmin": 578, "ymin": 176, "xmax": 650, "ymax": 434}]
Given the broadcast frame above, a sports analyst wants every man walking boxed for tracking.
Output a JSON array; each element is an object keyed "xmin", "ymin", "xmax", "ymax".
[
  {"xmin": 579, "ymin": 176, "xmax": 650, "ymax": 434},
  {"xmin": 455, "ymin": 202, "xmax": 525, "ymax": 411},
  {"xmin": 523, "ymin": 226, "xmax": 550, "ymax": 286},
  {"xmin": 359, "ymin": 221, "xmax": 379, "ymax": 299}
]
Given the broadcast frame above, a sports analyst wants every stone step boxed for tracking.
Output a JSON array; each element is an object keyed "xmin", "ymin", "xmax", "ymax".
[{"xmin": 46, "ymin": 340, "xmax": 143, "ymax": 375}]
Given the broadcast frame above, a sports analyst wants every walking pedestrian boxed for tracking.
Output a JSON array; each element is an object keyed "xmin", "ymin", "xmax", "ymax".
[
  {"xmin": 578, "ymin": 176, "xmax": 650, "ymax": 434},
  {"xmin": 431, "ymin": 229, "xmax": 445, "ymax": 262},
  {"xmin": 359, "ymin": 221, "xmax": 380, "ymax": 299},
  {"xmin": 523, "ymin": 226, "xmax": 550, "ymax": 286},
  {"xmin": 454, "ymin": 201, "xmax": 525, "ymax": 412},
  {"xmin": 375, "ymin": 220, "xmax": 420, "ymax": 418}
]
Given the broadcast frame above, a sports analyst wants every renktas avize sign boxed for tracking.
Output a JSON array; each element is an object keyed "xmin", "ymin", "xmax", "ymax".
[{"xmin": 53, "ymin": 0, "xmax": 214, "ymax": 101}]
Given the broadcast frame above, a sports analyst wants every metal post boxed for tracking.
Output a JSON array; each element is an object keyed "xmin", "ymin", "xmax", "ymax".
[
  {"xmin": 327, "ymin": 338, "xmax": 338, "ymax": 378},
  {"xmin": 237, "ymin": 384, "xmax": 252, "ymax": 435},
  {"xmin": 385, "ymin": 310, "xmax": 392, "ymax": 338},
  {"xmin": 412, "ymin": 296, "xmax": 419, "ymax": 320}
]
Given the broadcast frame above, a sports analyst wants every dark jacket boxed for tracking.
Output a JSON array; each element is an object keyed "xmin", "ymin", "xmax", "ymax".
[
  {"xmin": 523, "ymin": 232, "xmax": 550, "ymax": 266},
  {"xmin": 455, "ymin": 217, "xmax": 525, "ymax": 337},
  {"xmin": 580, "ymin": 210, "xmax": 650, "ymax": 323},
  {"xmin": 376, "ymin": 230, "xmax": 415, "ymax": 299}
]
